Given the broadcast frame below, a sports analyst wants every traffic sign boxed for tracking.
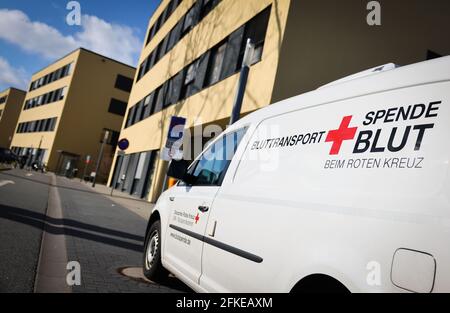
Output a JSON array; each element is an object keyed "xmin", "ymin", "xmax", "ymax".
[{"xmin": 118, "ymin": 138, "xmax": 130, "ymax": 151}]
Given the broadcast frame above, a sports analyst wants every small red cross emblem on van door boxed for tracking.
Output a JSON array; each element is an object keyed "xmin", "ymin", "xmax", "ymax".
[
  {"xmin": 326, "ymin": 116, "xmax": 358, "ymax": 155},
  {"xmin": 195, "ymin": 213, "xmax": 200, "ymax": 224}
]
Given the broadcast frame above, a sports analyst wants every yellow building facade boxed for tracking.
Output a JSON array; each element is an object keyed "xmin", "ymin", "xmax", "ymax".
[
  {"xmin": 0, "ymin": 88, "xmax": 26, "ymax": 148},
  {"xmin": 10, "ymin": 48, "xmax": 135, "ymax": 183},
  {"xmin": 109, "ymin": 0, "xmax": 450, "ymax": 203}
]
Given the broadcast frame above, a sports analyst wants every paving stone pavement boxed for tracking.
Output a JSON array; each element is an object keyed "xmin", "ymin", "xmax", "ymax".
[{"xmin": 54, "ymin": 176, "xmax": 190, "ymax": 293}]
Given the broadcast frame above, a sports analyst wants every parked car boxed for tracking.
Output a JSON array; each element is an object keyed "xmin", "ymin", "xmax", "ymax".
[
  {"xmin": 143, "ymin": 56, "xmax": 450, "ymax": 293},
  {"xmin": 0, "ymin": 147, "xmax": 19, "ymax": 164}
]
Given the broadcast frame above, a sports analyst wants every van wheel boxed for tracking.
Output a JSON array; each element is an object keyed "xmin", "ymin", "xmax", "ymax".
[{"xmin": 143, "ymin": 220, "xmax": 168, "ymax": 282}]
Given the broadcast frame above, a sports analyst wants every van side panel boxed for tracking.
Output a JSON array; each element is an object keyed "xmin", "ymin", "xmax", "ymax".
[{"xmin": 201, "ymin": 81, "xmax": 450, "ymax": 292}]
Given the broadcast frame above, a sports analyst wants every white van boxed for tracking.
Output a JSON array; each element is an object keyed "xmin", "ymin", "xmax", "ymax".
[{"xmin": 143, "ymin": 56, "xmax": 450, "ymax": 293}]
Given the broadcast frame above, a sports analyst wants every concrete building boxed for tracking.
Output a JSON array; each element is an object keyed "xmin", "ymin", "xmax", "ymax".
[
  {"xmin": 108, "ymin": 0, "xmax": 450, "ymax": 202},
  {"xmin": 0, "ymin": 88, "xmax": 26, "ymax": 148},
  {"xmin": 10, "ymin": 48, "xmax": 135, "ymax": 183}
]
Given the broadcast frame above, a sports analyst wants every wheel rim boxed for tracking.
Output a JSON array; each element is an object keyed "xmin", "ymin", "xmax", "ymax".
[{"xmin": 145, "ymin": 230, "xmax": 159, "ymax": 269}]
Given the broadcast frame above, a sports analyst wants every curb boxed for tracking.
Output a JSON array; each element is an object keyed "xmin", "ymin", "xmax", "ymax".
[{"xmin": 34, "ymin": 174, "xmax": 71, "ymax": 293}]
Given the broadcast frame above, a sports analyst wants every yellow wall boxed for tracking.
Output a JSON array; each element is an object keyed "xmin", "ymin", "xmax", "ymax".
[
  {"xmin": 109, "ymin": 0, "xmax": 292, "ymax": 202},
  {"xmin": 10, "ymin": 51, "xmax": 78, "ymax": 160},
  {"xmin": 0, "ymin": 88, "xmax": 26, "ymax": 148},
  {"xmin": 51, "ymin": 49, "xmax": 135, "ymax": 182},
  {"xmin": 10, "ymin": 48, "xmax": 135, "ymax": 182}
]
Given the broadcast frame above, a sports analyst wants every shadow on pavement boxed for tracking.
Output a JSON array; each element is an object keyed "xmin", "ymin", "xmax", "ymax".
[
  {"xmin": 0, "ymin": 170, "xmax": 150, "ymax": 204},
  {"xmin": 0, "ymin": 204, "xmax": 144, "ymax": 252}
]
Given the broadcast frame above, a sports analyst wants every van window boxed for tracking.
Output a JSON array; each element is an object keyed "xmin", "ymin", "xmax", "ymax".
[{"xmin": 186, "ymin": 128, "xmax": 247, "ymax": 186}]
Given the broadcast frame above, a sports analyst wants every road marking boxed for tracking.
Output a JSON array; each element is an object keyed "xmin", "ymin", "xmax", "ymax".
[
  {"xmin": 26, "ymin": 173, "xmax": 33, "ymax": 177},
  {"xmin": 0, "ymin": 180, "xmax": 15, "ymax": 187}
]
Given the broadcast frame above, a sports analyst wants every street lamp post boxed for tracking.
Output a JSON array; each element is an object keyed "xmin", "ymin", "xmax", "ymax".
[
  {"xmin": 92, "ymin": 130, "xmax": 109, "ymax": 188},
  {"xmin": 229, "ymin": 38, "xmax": 255, "ymax": 125}
]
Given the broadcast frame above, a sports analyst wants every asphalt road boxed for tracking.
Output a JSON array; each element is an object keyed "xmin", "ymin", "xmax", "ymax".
[
  {"xmin": 0, "ymin": 168, "xmax": 189, "ymax": 293},
  {"xmin": 0, "ymin": 169, "xmax": 51, "ymax": 293}
]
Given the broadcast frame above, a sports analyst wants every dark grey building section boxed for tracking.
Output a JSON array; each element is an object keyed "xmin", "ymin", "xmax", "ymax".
[
  {"xmin": 110, "ymin": 150, "xmax": 158, "ymax": 199},
  {"xmin": 271, "ymin": 0, "xmax": 450, "ymax": 103}
]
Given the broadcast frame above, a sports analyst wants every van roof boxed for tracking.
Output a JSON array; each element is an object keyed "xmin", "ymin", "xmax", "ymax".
[
  {"xmin": 317, "ymin": 63, "xmax": 399, "ymax": 89},
  {"xmin": 231, "ymin": 56, "xmax": 450, "ymax": 132}
]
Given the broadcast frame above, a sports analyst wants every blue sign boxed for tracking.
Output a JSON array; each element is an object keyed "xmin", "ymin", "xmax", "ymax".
[
  {"xmin": 167, "ymin": 116, "xmax": 187, "ymax": 142},
  {"xmin": 118, "ymin": 138, "xmax": 130, "ymax": 151},
  {"xmin": 162, "ymin": 116, "xmax": 187, "ymax": 161}
]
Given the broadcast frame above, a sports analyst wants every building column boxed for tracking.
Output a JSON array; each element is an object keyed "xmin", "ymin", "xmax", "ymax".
[{"xmin": 148, "ymin": 157, "xmax": 168, "ymax": 203}]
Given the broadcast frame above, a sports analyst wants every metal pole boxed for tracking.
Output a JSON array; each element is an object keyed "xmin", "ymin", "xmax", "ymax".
[
  {"xmin": 81, "ymin": 156, "xmax": 89, "ymax": 183},
  {"xmin": 110, "ymin": 152, "xmax": 123, "ymax": 197},
  {"xmin": 230, "ymin": 39, "xmax": 255, "ymax": 125},
  {"xmin": 92, "ymin": 131, "xmax": 109, "ymax": 188}
]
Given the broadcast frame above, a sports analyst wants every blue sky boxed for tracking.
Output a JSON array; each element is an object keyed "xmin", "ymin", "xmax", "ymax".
[{"xmin": 0, "ymin": 0, "xmax": 160, "ymax": 91}]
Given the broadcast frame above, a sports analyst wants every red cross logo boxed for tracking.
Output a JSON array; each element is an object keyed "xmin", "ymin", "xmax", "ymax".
[
  {"xmin": 325, "ymin": 116, "xmax": 358, "ymax": 155},
  {"xmin": 195, "ymin": 213, "xmax": 200, "ymax": 224}
]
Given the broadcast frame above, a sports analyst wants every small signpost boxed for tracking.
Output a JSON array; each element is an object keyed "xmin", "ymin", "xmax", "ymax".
[
  {"xmin": 162, "ymin": 116, "xmax": 187, "ymax": 161},
  {"xmin": 81, "ymin": 155, "xmax": 91, "ymax": 182},
  {"xmin": 92, "ymin": 131, "xmax": 109, "ymax": 188},
  {"xmin": 110, "ymin": 138, "xmax": 129, "ymax": 196}
]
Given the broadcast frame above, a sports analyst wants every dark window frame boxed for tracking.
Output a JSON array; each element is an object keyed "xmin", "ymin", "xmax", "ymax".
[{"xmin": 108, "ymin": 98, "xmax": 128, "ymax": 116}]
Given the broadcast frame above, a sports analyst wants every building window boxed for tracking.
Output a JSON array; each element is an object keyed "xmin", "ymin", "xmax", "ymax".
[
  {"xmin": 133, "ymin": 101, "xmax": 144, "ymax": 124},
  {"xmin": 145, "ymin": 0, "xmax": 184, "ymax": 46},
  {"xmin": 241, "ymin": 7, "xmax": 271, "ymax": 66},
  {"xmin": 115, "ymin": 74, "xmax": 133, "ymax": 92},
  {"xmin": 168, "ymin": 70, "xmax": 185, "ymax": 105},
  {"xmin": 182, "ymin": 6, "xmax": 196, "ymax": 36},
  {"xmin": 24, "ymin": 86, "xmax": 67, "ymax": 111},
  {"xmin": 153, "ymin": 84, "xmax": 166, "ymax": 115},
  {"xmin": 108, "ymin": 98, "xmax": 128, "ymax": 116},
  {"xmin": 126, "ymin": 106, "xmax": 136, "ymax": 128},
  {"xmin": 49, "ymin": 118, "xmax": 57, "ymax": 131},
  {"xmin": 101, "ymin": 129, "xmax": 120, "ymax": 146},
  {"xmin": 29, "ymin": 62, "xmax": 74, "ymax": 92},
  {"xmin": 200, "ymin": 0, "xmax": 220, "ymax": 19},
  {"xmin": 16, "ymin": 117, "xmax": 57, "ymax": 133},
  {"xmin": 137, "ymin": 1, "xmax": 222, "ymax": 82},
  {"xmin": 142, "ymin": 94, "xmax": 153, "ymax": 120},
  {"xmin": 167, "ymin": 18, "xmax": 183, "ymax": 51},
  {"xmin": 221, "ymin": 26, "xmax": 245, "ymax": 79},
  {"xmin": 180, "ymin": 62, "xmax": 198, "ymax": 99},
  {"xmin": 206, "ymin": 41, "xmax": 227, "ymax": 86},
  {"xmin": 126, "ymin": 5, "xmax": 272, "ymax": 127}
]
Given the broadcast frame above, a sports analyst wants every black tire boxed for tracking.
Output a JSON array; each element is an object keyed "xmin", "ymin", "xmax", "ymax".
[{"xmin": 143, "ymin": 220, "xmax": 168, "ymax": 282}]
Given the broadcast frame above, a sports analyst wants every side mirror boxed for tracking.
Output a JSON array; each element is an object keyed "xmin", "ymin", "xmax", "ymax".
[{"xmin": 167, "ymin": 159, "xmax": 193, "ymax": 183}]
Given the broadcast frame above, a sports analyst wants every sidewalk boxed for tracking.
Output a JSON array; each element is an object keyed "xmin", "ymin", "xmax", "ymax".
[
  {"xmin": 53, "ymin": 175, "xmax": 188, "ymax": 293},
  {"xmin": 0, "ymin": 164, "xmax": 13, "ymax": 171},
  {"xmin": 75, "ymin": 179, "xmax": 155, "ymax": 221}
]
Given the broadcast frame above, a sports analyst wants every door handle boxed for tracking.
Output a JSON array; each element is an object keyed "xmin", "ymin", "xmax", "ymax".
[
  {"xmin": 198, "ymin": 205, "xmax": 209, "ymax": 213},
  {"xmin": 169, "ymin": 197, "xmax": 175, "ymax": 202}
]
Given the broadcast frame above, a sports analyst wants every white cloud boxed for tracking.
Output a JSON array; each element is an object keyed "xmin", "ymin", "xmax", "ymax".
[
  {"xmin": 0, "ymin": 9, "xmax": 141, "ymax": 66},
  {"xmin": 75, "ymin": 15, "xmax": 142, "ymax": 65},
  {"xmin": 0, "ymin": 57, "xmax": 29, "ymax": 90}
]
